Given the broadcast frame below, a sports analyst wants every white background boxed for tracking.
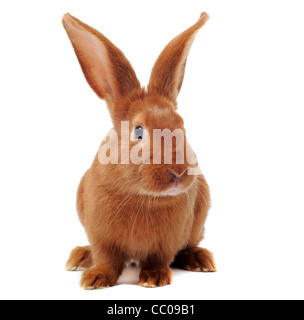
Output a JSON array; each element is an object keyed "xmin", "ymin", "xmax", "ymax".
[{"xmin": 0, "ymin": 0, "xmax": 303, "ymax": 300}]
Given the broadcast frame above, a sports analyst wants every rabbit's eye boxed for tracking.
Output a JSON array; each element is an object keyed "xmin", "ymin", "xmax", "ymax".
[{"xmin": 134, "ymin": 126, "xmax": 144, "ymax": 140}]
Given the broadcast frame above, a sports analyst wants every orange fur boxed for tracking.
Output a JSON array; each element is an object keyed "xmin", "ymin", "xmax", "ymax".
[{"xmin": 63, "ymin": 12, "xmax": 216, "ymax": 289}]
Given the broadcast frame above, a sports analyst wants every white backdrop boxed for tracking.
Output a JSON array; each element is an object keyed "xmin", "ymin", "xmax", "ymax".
[{"xmin": 0, "ymin": 0, "xmax": 304, "ymax": 300}]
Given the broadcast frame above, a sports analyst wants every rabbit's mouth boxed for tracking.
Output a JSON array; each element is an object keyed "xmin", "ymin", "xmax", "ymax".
[
  {"xmin": 137, "ymin": 165, "xmax": 196, "ymax": 197},
  {"xmin": 138, "ymin": 185, "xmax": 188, "ymax": 197},
  {"xmin": 160, "ymin": 179, "xmax": 194, "ymax": 197},
  {"xmin": 162, "ymin": 169, "xmax": 187, "ymax": 196},
  {"xmin": 163, "ymin": 186, "xmax": 184, "ymax": 197}
]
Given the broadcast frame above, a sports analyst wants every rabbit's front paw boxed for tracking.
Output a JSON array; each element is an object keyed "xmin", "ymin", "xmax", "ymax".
[
  {"xmin": 139, "ymin": 267, "xmax": 172, "ymax": 288},
  {"xmin": 80, "ymin": 265, "xmax": 117, "ymax": 290}
]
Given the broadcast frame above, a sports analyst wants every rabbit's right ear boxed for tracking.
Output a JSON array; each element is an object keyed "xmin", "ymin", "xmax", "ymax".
[{"xmin": 62, "ymin": 14, "xmax": 140, "ymax": 113}]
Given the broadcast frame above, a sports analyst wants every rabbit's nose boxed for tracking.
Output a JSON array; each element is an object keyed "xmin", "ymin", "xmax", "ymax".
[{"xmin": 168, "ymin": 168, "xmax": 188, "ymax": 180}]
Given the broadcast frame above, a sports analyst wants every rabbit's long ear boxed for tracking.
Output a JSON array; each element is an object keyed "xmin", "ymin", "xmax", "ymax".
[
  {"xmin": 62, "ymin": 14, "xmax": 140, "ymax": 109},
  {"xmin": 148, "ymin": 13, "xmax": 209, "ymax": 104}
]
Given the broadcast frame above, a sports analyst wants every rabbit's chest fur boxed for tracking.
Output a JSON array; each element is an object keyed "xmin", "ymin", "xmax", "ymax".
[
  {"xmin": 120, "ymin": 194, "xmax": 196, "ymax": 259},
  {"xmin": 86, "ymin": 187, "xmax": 197, "ymax": 260}
]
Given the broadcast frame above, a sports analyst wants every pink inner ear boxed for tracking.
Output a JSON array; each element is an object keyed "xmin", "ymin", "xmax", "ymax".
[
  {"xmin": 85, "ymin": 33, "xmax": 115, "ymax": 100},
  {"xmin": 65, "ymin": 21, "xmax": 116, "ymax": 101}
]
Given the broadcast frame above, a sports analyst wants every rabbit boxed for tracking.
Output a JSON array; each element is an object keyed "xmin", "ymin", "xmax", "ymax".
[{"xmin": 63, "ymin": 12, "xmax": 216, "ymax": 289}]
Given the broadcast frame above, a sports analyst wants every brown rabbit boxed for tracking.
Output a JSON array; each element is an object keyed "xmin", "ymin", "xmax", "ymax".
[{"xmin": 63, "ymin": 12, "xmax": 216, "ymax": 289}]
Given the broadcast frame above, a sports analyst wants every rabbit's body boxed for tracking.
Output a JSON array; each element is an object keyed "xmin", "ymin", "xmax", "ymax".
[{"xmin": 63, "ymin": 12, "xmax": 216, "ymax": 289}]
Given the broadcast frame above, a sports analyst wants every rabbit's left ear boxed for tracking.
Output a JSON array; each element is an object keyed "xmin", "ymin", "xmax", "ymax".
[
  {"xmin": 148, "ymin": 13, "xmax": 209, "ymax": 104},
  {"xmin": 62, "ymin": 14, "xmax": 141, "ymax": 113}
]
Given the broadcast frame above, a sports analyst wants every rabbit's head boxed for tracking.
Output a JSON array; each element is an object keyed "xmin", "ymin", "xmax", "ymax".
[{"xmin": 63, "ymin": 13, "xmax": 209, "ymax": 197}]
